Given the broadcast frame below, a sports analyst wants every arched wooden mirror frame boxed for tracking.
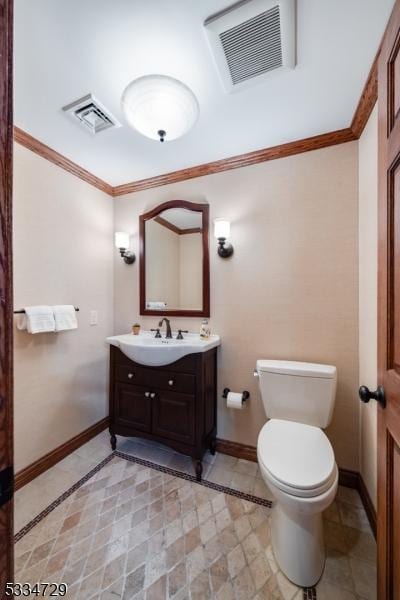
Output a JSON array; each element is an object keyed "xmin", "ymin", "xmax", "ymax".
[{"xmin": 139, "ymin": 200, "xmax": 210, "ymax": 317}]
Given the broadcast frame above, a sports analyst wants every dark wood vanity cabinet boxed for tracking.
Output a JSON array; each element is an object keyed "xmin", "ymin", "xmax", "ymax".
[{"xmin": 109, "ymin": 346, "xmax": 217, "ymax": 479}]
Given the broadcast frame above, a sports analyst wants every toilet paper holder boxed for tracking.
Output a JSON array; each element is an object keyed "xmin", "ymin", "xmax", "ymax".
[{"xmin": 222, "ymin": 388, "xmax": 250, "ymax": 402}]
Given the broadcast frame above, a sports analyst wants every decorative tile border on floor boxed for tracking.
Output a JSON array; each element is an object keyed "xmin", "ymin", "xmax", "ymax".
[
  {"xmin": 14, "ymin": 454, "xmax": 116, "ymax": 543},
  {"xmin": 115, "ymin": 450, "xmax": 274, "ymax": 509},
  {"xmin": 14, "ymin": 450, "xmax": 318, "ymax": 598},
  {"xmin": 14, "ymin": 451, "xmax": 271, "ymax": 543}
]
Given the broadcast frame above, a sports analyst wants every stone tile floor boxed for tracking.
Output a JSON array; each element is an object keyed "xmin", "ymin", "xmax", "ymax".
[{"xmin": 14, "ymin": 431, "xmax": 377, "ymax": 599}]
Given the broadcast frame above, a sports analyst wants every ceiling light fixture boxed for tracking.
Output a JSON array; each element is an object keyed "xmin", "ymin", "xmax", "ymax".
[{"xmin": 121, "ymin": 75, "xmax": 199, "ymax": 143}]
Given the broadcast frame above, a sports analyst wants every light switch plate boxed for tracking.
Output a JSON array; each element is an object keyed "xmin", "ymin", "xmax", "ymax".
[{"xmin": 90, "ymin": 310, "xmax": 98, "ymax": 326}]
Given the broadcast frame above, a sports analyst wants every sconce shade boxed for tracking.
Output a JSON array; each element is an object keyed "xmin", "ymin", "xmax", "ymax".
[
  {"xmin": 115, "ymin": 231, "xmax": 130, "ymax": 249},
  {"xmin": 214, "ymin": 219, "xmax": 230, "ymax": 239}
]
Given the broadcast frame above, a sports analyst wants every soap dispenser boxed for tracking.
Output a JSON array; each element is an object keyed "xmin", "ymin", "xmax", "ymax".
[{"xmin": 200, "ymin": 319, "xmax": 211, "ymax": 339}]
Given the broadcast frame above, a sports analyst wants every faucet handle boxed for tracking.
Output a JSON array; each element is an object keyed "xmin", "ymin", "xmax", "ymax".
[
  {"xmin": 151, "ymin": 328, "xmax": 162, "ymax": 338},
  {"xmin": 176, "ymin": 329, "xmax": 189, "ymax": 340}
]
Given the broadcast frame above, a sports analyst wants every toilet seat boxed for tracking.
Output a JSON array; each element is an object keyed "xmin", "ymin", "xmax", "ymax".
[{"xmin": 257, "ymin": 419, "xmax": 336, "ymax": 498}]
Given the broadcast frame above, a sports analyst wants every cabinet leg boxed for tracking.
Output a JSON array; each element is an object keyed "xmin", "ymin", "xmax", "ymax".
[
  {"xmin": 195, "ymin": 460, "xmax": 203, "ymax": 482},
  {"xmin": 209, "ymin": 439, "xmax": 217, "ymax": 456},
  {"xmin": 110, "ymin": 432, "xmax": 117, "ymax": 451}
]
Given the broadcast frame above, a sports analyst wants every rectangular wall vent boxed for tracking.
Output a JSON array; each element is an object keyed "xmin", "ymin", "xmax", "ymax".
[
  {"xmin": 205, "ymin": 0, "xmax": 295, "ymax": 93},
  {"xmin": 62, "ymin": 94, "xmax": 120, "ymax": 134}
]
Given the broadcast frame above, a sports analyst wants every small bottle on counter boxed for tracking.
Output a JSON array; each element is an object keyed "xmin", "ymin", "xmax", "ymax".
[
  {"xmin": 200, "ymin": 319, "xmax": 211, "ymax": 339},
  {"xmin": 132, "ymin": 323, "xmax": 141, "ymax": 335}
]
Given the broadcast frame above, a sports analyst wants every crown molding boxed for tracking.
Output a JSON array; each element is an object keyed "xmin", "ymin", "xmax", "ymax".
[
  {"xmin": 112, "ymin": 128, "xmax": 357, "ymax": 196},
  {"xmin": 350, "ymin": 52, "xmax": 378, "ymax": 138},
  {"xmin": 14, "ymin": 127, "xmax": 113, "ymax": 196},
  {"xmin": 14, "ymin": 50, "xmax": 378, "ymax": 198}
]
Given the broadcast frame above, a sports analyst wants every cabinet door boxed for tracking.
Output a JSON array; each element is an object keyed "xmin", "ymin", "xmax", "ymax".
[
  {"xmin": 152, "ymin": 391, "xmax": 195, "ymax": 444},
  {"xmin": 114, "ymin": 383, "xmax": 152, "ymax": 432}
]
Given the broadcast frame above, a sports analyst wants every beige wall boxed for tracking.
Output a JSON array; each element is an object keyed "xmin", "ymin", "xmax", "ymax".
[
  {"xmin": 13, "ymin": 137, "xmax": 363, "ymax": 476},
  {"xmin": 13, "ymin": 143, "xmax": 114, "ymax": 472},
  {"xmin": 358, "ymin": 105, "xmax": 378, "ymax": 507},
  {"xmin": 114, "ymin": 142, "xmax": 360, "ymax": 471}
]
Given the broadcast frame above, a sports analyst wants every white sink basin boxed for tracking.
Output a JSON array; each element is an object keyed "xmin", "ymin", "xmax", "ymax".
[{"xmin": 106, "ymin": 331, "xmax": 221, "ymax": 366}]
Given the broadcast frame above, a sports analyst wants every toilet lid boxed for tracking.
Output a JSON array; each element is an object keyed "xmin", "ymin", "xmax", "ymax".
[{"xmin": 257, "ymin": 419, "xmax": 335, "ymax": 494}]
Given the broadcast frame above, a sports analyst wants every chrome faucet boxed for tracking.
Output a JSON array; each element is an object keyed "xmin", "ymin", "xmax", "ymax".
[{"xmin": 158, "ymin": 318, "xmax": 172, "ymax": 339}]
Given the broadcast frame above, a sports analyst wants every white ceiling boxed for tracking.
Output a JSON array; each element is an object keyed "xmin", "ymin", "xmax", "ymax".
[{"xmin": 14, "ymin": 0, "xmax": 395, "ymax": 186}]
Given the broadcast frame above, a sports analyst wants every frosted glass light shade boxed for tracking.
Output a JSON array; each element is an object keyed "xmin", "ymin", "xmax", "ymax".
[
  {"xmin": 214, "ymin": 219, "xmax": 230, "ymax": 239},
  {"xmin": 115, "ymin": 232, "xmax": 130, "ymax": 249},
  {"xmin": 121, "ymin": 75, "xmax": 199, "ymax": 142}
]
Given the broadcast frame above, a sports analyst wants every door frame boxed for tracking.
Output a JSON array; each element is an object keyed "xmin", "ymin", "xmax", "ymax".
[
  {"xmin": 376, "ymin": 1, "xmax": 400, "ymax": 597},
  {"xmin": 0, "ymin": 0, "xmax": 14, "ymax": 596}
]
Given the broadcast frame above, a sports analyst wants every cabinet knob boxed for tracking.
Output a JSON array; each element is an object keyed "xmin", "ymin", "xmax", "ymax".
[
  {"xmin": 168, "ymin": 380, "xmax": 174, "ymax": 386},
  {"xmin": 128, "ymin": 373, "xmax": 134, "ymax": 379},
  {"xmin": 150, "ymin": 392, "xmax": 156, "ymax": 399},
  {"xmin": 145, "ymin": 392, "xmax": 150, "ymax": 398}
]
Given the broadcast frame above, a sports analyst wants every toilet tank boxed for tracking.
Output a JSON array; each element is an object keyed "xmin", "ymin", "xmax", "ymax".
[{"xmin": 256, "ymin": 360, "xmax": 337, "ymax": 428}]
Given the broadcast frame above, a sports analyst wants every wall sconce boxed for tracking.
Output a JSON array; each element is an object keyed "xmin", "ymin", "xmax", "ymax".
[
  {"xmin": 115, "ymin": 232, "xmax": 136, "ymax": 264},
  {"xmin": 214, "ymin": 219, "xmax": 233, "ymax": 258}
]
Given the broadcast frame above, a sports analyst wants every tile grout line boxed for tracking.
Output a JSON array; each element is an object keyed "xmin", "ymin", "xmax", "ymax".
[{"xmin": 14, "ymin": 450, "xmax": 317, "ymax": 598}]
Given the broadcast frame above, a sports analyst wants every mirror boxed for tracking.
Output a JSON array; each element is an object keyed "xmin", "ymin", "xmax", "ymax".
[{"xmin": 140, "ymin": 201, "xmax": 210, "ymax": 317}]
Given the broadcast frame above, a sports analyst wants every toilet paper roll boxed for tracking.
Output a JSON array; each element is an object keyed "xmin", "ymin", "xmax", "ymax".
[{"xmin": 226, "ymin": 391, "xmax": 245, "ymax": 410}]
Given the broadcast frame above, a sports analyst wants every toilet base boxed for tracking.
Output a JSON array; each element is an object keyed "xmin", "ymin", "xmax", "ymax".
[{"xmin": 271, "ymin": 502, "xmax": 325, "ymax": 588}]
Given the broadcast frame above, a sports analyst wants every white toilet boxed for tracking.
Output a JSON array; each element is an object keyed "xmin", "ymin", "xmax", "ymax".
[{"xmin": 256, "ymin": 359, "xmax": 338, "ymax": 588}]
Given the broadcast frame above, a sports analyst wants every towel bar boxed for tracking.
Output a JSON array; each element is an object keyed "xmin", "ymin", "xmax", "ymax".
[{"xmin": 13, "ymin": 307, "xmax": 80, "ymax": 314}]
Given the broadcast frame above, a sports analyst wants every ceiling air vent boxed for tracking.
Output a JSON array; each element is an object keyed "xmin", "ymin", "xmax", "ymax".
[
  {"xmin": 204, "ymin": 0, "xmax": 295, "ymax": 93},
  {"xmin": 62, "ymin": 94, "xmax": 120, "ymax": 134}
]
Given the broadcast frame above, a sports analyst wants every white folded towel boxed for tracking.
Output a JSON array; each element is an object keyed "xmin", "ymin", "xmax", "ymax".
[
  {"xmin": 146, "ymin": 301, "xmax": 167, "ymax": 309},
  {"xmin": 52, "ymin": 305, "xmax": 78, "ymax": 332},
  {"xmin": 18, "ymin": 306, "xmax": 56, "ymax": 334}
]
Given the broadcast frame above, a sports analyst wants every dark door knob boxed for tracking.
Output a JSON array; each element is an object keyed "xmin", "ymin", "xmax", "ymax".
[{"xmin": 359, "ymin": 385, "xmax": 386, "ymax": 408}]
